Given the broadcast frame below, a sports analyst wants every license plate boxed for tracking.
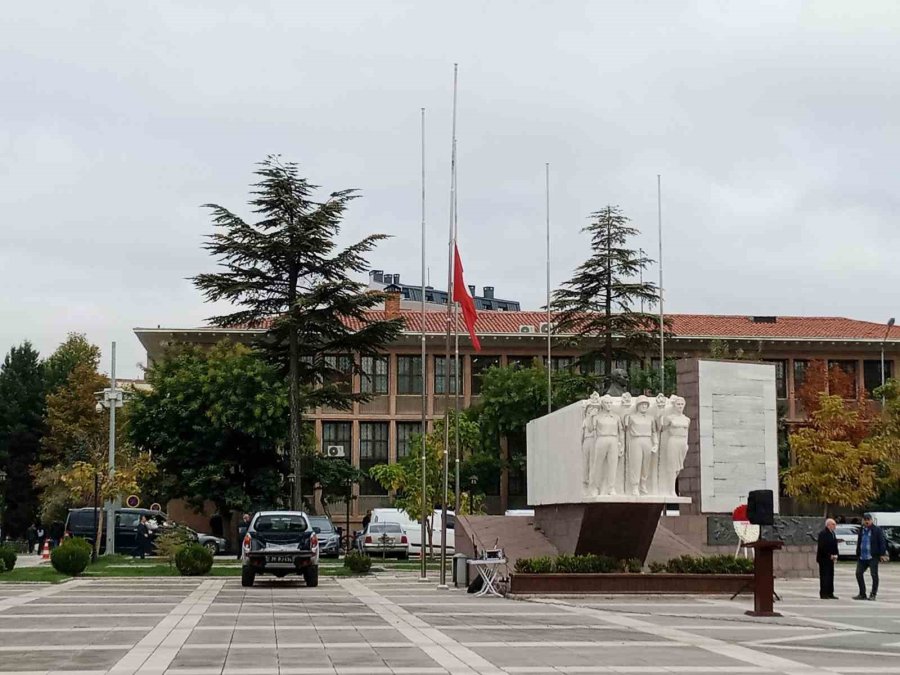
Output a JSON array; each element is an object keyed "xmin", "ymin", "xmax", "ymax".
[{"xmin": 268, "ymin": 555, "xmax": 295, "ymax": 564}]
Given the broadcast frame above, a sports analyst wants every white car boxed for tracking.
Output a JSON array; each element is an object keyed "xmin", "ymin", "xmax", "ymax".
[
  {"xmin": 406, "ymin": 509, "xmax": 455, "ymax": 556},
  {"xmin": 835, "ymin": 524, "xmax": 859, "ymax": 559}
]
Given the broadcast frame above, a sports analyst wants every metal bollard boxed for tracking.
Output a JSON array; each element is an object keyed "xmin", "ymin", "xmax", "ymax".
[{"xmin": 453, "ymin": 553, "xmax": 469, "ymax": 588}]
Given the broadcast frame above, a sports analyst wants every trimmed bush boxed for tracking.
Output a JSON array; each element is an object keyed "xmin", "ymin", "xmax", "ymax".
[
  {"xmin": 623, "ymin": 558, "xmax": 643, "ymax": 574},
  {"xmin": 0, "ymin": 544, "xmax": 17, "ymax": 572},
  {"xmin": 650, "ymin": 555, "xmax": 754, "ymax": 575},
  {"xmin": 175, "ymin": 544, "xmax": 214, "ymax": 576},
  {"xmin": 515, "ymin": 554, "xmax": 639, "ymax": 575},
  {"xmin": 155, "ymin": 524, "xmax": 195, "ymax": 566},
  {"xmin": 51, "ymin": 538, "xmax": 92, "ymax": 576},
  {"xmin": 514, "ymin": 556, "xmax": 553, "ymax": 574},
  {"xmin": 343, "ymin": 551, "xmax": 372, "ymax": 574}
]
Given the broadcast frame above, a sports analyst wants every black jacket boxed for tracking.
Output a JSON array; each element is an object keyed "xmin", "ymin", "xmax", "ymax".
[
  {"xmin": 856, "ymin": 525, "xmax": 888, "ymax": 559},
  {"xmin": 816, "ymin": 527, "xmax": 838, "ymax": 564}
]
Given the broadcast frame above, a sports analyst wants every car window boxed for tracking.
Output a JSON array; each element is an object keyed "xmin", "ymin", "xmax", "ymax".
[
  {"xmin": 67, "ymin": 511, "xmax": 96, "ymax": 528},
  {"xmin": 370, "ymin": 523, "xmax": 402, "ymax": 534},
  {"xmin": 117, "ymin": 513, "xmax": 140, "ymax": 528},
  {"xmin": 308, "ymin": 518, "xmax": 333, "ymax": 533},
  {"xmin": 254, "ymin": 514, "xmax": 308, "ymax": 533},
  {"xmin": 836, "ymin": 526, "xmax": 858, "ymax": 536}
]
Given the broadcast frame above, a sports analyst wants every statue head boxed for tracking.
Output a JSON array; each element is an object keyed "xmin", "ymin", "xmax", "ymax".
[
  {"xmin": 655, "ymin": 393, "xmax": 667, "ymax": 407},
  {"xmin": 600, "ymin": 394, "xmax": 614, "ymax": 412},
  {"xmin": 610, "ymin": 368, "xmax": 628, "ymax": 386},
  {"xmin": 636, "ymin": 395, "xmax": 652, "ymax": 413},
  {"xmin": 674, "ymin": 396, "xmax": 686, "ymax": 413},
  {"xmin": 621, "ymin": 391, "xmax": 633, "ymax": 406}
]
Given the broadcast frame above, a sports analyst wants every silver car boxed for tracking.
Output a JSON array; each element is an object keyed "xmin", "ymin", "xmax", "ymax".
[{"xmin": 360, "ymin": 522, "xmax": 409, "ymax": 559}]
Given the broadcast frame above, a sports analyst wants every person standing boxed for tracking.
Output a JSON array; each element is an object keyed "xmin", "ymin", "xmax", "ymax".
[
  {"xmin": 817, "ymin": 518, "xmax": 839, "ymax": 599},
  {"xmin": 236, "ymin": 513, "xmax": 251, "ymax": 560},
  {"xmin": 362, "ymin": 510, "xmax": 372, "ymax": 531},
  {"xmin": 26, "ymin": 524, "xmax": 38, "ymax": 555},
  {"xmin": 134, "ymin": 516, "xmax": 150, "ymax": 559},
  {"xmin": 854, "ymin": 512, "xmax": 888, "ymax": 601}
]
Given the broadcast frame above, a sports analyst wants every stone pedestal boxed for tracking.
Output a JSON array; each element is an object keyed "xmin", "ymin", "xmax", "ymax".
[{"xmin": 535, "ymin": 497, "xmax": 690, "ymax": 562}]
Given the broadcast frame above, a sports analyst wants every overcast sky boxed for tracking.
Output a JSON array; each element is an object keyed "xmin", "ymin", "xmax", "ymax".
[{"xmin": 2, "ymin": 1, "xmax": 899, "ymax": 378}]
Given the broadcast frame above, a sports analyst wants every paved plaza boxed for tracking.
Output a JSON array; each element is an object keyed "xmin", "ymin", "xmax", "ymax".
[{"xmin": 1, "ymin": 566, "xmax": 900, "ymax": 674}]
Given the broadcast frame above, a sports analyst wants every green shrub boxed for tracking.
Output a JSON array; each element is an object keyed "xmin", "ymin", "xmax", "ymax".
[
  {"xmin": 650, "ymin": 554, "xmax": 754, "ymax": 574},
  {"xmin": 514, "ymin": 556, "xmax": 553, "ymax": 574},
  {"xmin": 51, "ymin": 538, "xmax": 92, "ymax": 576},
  {"xmin": 343, "ymin": 551, "xmax": 372, "ymax": 574},
  {"xmin": 515, "ymin": 554, "xmax": 624, "ymax": 574},
  {"xmin": 647, "ymin": 560, "xmax": 666, "ymax": 574},
  {"xmin": 623, "ymin": 558, "xmax": 642, "ymax": 573},
  {"xmin": 175, "ymin": 544, "xmax": 214, "ymax": 576},
  {"xmin": 155, "ymin": 524, "xmax": 195, "ymax": 566},
  {"xmin": 0, "ymin": 558, "xmax": 5, "ymax": 573},
  {"xmin": 0, "ymin": 544, "xmax": 17, "ymax": 572}
]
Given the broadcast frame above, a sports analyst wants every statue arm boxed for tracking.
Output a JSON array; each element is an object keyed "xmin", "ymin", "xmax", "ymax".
[
  {"xmin": 618, "ymin": 418, "xmax": 625, "ymax": 456},
  {"xmin": 651, "ymin": 421, "xmax": 659, "ymax": 454}
]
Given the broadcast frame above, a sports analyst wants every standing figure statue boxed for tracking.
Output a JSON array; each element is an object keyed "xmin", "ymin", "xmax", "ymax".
[
  {"xmin": 592, "ymin": 394, "xmax": 624, "ymax": 495},
  {"xmin": 659, "ymin": 396, "xmax": 690, "ymax": 496},
  {"xmin": 581, "ymin": 393, "xmax": 602, "ymax": 491},
  {"xmin": 625, "ymin": 396, "xmax": 658, "ymax": 496}
]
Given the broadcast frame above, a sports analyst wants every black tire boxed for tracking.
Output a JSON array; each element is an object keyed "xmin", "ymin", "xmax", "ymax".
[
  {"xmin": 397, "ymin": 552, "xmax": 409, "ymax": 561},
  {"xmin": 241, "ymin": 567, "xmax": 255, "ymax": 587},
  {"xmin": 303, "ymin": 566, "xmax": 319, "ymax": 587}
]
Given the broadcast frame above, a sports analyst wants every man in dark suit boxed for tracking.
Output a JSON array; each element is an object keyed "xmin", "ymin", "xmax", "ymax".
[
  {"xmin": 817, "ymin": 518, "xmax": 839, "ymax": 599},
  {"xmin": 854, "ymin": 512, "xmax": 889, "ymax": 600}
]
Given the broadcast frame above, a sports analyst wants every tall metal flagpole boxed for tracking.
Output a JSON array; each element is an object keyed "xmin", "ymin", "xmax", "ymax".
[
  {"xmin": 453, "ymin": 141, "xmax": 461, "ymax": 516},
  {"xmin": 546, "ymin": 163, "xmax": 552, "ymax": 414},
  {"xmin": 657, "ymin": 175, "xmax": 665, "ymax": 392},
  {"xmin": 105, "ymin": 342, "xmax": 117, "ymax": 556},
  {"xmin": 419, "ymin": 107, "xmax": 428, "ymax": 581},
  {"xmin": 439, "ymin": 63, "xmax": 458, "ymax": 590}
]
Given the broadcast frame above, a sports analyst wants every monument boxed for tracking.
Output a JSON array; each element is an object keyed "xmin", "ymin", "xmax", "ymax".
[{"xmin": 527, "ymin": 381, "xmax": 692, "ymax": 562}]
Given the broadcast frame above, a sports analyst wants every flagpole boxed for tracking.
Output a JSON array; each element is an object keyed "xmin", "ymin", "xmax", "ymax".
[
  {"xmin": 657, "ymin": 174, "xmax": 665, "ymax": 392},
  {"xmin": 454, "ymin": 141, "xmax": 461, "ymax": 516},
  {"xmin": 439, "ymin": 63, "xmax": 458, "ymax": 590},
  {"xmin": 419, "ymin": 107, "xmax": 428, "ymax": 581},
  {"xmin": 546, "ymin": 162, "xmax": 551, "ymax": 414}
]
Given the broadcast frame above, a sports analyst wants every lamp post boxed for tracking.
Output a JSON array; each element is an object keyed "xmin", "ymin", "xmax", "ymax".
[
  {"xmin": 94, "ymin": 342, "xmax": 127, "ymax": 555},
  {"xmin": 882, "ymin": 317, "xmax": 896, "ymax": 406}
]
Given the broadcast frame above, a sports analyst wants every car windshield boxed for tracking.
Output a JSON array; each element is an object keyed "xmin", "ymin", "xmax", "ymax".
[
  {"xmin": 370, "ymin": 523, "xmax": 402, "ymax": 534},
  {"xmin": 309, "ymin": 518, "xmax": 333, "ymax": 533},
  {"xmin": 255, "ymin": 515, "xmax": 308, "ymax": 533},
  {"xmin": 836, "ymin": 526, "xmax": 859, "ymax": 535}
]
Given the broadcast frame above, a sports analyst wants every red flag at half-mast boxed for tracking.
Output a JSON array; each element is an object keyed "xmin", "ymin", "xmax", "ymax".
[{"xmin": 452, "ymin": 245, "xmax": 481, "ymax": 352}]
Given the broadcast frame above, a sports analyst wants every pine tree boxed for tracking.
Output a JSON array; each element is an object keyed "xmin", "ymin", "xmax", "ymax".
[
  {"xmin": 193, "ymin": 156, "xmax": 403, "ymax": 509},
  {"xmin": 0, "ymin": 343, "xmax": 45, "ymax": 537},
  {"xmin": 552, "ymin": 205, "xmax": 665, "ymax": 377}
]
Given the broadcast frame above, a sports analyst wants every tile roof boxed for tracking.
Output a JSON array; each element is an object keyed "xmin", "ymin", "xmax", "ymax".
[{"xmin": 237, "ymin": 311, "xmax": 900, "ymax": 341}]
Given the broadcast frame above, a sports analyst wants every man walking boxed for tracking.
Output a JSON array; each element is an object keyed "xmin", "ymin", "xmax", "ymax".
[
  {"xmin": 817, "ymin": 518, "xmax": 839, "ymax": 599},
  {"xmin": 854, "ymin": 512, "xmax": 888, "ymax": 601},
  {"xmin": 236, "ymin": 513, "xmax": 251, "ymax": 560}
]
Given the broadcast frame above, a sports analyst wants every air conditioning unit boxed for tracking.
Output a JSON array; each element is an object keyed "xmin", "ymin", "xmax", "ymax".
[
  {"xmin": 518, "ymin": 325, "xmax": 535, "ymax": 333},
  {"xmin": 325, "ymin": 445, "xmax": 346, "ymax": 458},
  {"xmin": 539, "ymin": 322, "xmax": 554, "ymax": 333}
]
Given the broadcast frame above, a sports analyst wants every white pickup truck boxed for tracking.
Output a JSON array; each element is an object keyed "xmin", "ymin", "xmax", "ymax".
[{"xmin": 372, "ymin": 508, "xmax": 455, "ymax": 556}]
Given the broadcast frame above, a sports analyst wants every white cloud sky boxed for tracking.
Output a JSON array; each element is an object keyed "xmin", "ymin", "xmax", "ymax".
[{"xmin": 2, "ymin": 1, "xmax": 899, "ymax": 377}]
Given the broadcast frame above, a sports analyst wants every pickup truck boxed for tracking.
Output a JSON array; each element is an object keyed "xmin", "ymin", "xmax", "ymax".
[{"xmin": 241, "ymin": 511, "xmax": 319, "ymax": 587}]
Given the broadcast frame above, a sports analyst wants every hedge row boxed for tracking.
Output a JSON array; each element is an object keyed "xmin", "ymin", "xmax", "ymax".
[
  {"xmin": 648, "ymin": 554, "xmax": 754, "ymax": 575},
  {"xmin": 515, "ymin": 553, "xmax": 753, "ymax": 575}
]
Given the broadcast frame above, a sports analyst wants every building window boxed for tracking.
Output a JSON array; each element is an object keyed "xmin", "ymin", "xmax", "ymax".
[
  {"xmin": 397, "ymin": 356, "xmax": 423, "ymax": 395},
  {"xmin": 764, "ymin": 360, "xmax": 787, "ymax": 399},
  {"xmin": 359, "ymin": 422, "xmax": 389, "ymax": 494},
  {"xmin": 828, "ymin": 360, "xmax": 858, "ymax": 398},
  {"xmin": 507, "ymin": 356, "xmax": 540, "ymax": 370},
  {"xmin": 864, "ymin": 360, "xmax": 894, "ymax": 398},
  {"xmin": 396, "ymin": 422, "xmax": 421, "ymax": 460},
  {"xmin": 551, "ymin": 356, "xmax": 574, "ymax": 373},
  {"xmin": 324, "ymin": 355, "xmax": 353, "ymax": 393},
  {"xmin": 434, "ymin": 356, "xmax": 462, "ymax": 395},
  {"xmin": 360, "ymin": 356, "xmax": 388, "ymax": 395},
  {"xmin": 793, "ymin": 359, "xmax": 809, "ymax": 392},
  {"xmin": 321, "ymin": 422, "xmax": 352, "ymax": 459},
  {"xmin": 471, "ymin": 356, "xmax": 500, "ymax": 395}
]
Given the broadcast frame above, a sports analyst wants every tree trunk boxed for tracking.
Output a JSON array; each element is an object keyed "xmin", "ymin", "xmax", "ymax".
[
  {"xmin": 604, "ymin": 211, "xmax": 613, "ymax": 377},
  {"xmin": 94, "ymin": 512, "xmax": 103, "ymax": 560},
  {"xmin": 499, "ymin": 434, "xmax": 509, "ymax": 514},
  {"xmin": 288, "ymin": 275, "xmax": 302, "ymax": 511}
]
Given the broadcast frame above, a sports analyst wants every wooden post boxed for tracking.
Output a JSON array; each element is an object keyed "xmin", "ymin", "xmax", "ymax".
[{"xmin": 746, "ymin": 540, "xmax": 783, "ymax": 617}]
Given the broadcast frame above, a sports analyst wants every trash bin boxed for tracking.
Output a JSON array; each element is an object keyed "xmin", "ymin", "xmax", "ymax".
[{"xmin": 453, "ymin": 553, "xmax": 469, "ymax": 588}]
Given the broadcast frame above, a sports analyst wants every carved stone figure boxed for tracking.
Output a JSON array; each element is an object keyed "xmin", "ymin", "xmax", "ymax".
[
  {"xmin": 604, "ymin": 368, "xmax": 629, "ymax": 396},
  {"xmin": 625, "ymin": 396, "xmax": 658, "ymax": 496},
  {"xmin": 659, "ymin": 396, "xmax": 690, "ymax": 496},
  {"xmin": 580, "ymin": 393, "xmax": 602, "ymax": 489},
  {"xmin": 592, "ymin": 394, "xmax": 624, "ymax": 495}
]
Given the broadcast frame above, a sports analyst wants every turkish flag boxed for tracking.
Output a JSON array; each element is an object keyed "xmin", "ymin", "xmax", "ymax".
[{"xmin": 453, "ymin": 245, "xmax": 482, "ymax": 352}]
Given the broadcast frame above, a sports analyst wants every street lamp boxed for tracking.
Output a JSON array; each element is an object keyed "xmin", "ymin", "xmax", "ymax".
[{"xmin": 881, "ymin": 318, "xmax": 895, "ymax": 406}]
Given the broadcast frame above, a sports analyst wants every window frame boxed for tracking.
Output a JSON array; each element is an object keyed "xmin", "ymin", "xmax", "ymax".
[
  {"xmin": 397, "ymin": 355, "xmax": 424, "ymax": 395},
  {"xmin": 359, "ymin": 422, "xmax": 389, "ymax": 495},
  {"xmin": 434, "ymin": 355, "xmax": 463, "ymax": 395},
  {"xmin": 360, "ymin": 355, "xmax": 389, "ymax": 395}
]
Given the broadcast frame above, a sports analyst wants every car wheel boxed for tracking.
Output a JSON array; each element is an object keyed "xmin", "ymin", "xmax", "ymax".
[
  {"xmin": 241, "ymin": 567, "xmax": 255, "ymax": 587},
  {"xmin": 397, "ymin": 553, "xmax": 409, "ymax": 561},
  {"xmin": 303, "ymin": 566, "xmax": 319, "ymax": 587},
  {"xmin": 204, "ymin": 541, "xmax": 219, "ymax": 555}
]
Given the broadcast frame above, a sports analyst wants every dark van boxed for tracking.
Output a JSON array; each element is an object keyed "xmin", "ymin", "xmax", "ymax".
[{"xmin": 65, "ymin": 508, "xmax": 171, "ymax": 554}]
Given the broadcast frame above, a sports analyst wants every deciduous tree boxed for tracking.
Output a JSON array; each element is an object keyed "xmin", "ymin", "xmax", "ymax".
[{"xmin": 193, "ymin": 156, "xmax": 403, "ymax": 509}]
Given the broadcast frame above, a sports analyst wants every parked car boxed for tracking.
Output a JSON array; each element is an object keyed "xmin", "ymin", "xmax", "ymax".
[
  {"xmin": 307, "ymin": 515, "xmax": 340, "ymax": 558},
  {"xmin": 64, "ymin": 507, "xmax": 199, "ymax": 554},
  {"xmin": 359, "ymin": 522, "xmax": 409, "ymax": 559},
  {"xmin": 241, "ymin": 511, "xmax": 319, "ymax": 587},
  {"xmin": 835, "ymin": 524, "xmax": 860, "ymax": 559},
  {"xmin": 405, "ymin": 509, "xmax": 455, "ymax": 556},
  {"xmin": 868, "ymin": 512, "xmax": 900, "ymax": 561},
  {"xmin": 197, "ymin": 532, "xmax": 227, "ymax": 555}
]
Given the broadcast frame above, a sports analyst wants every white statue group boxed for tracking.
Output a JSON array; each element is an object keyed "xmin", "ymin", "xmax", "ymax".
[{"xmin": 580, "ymin": 392, "xmax": 690, "ymax": 498}]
